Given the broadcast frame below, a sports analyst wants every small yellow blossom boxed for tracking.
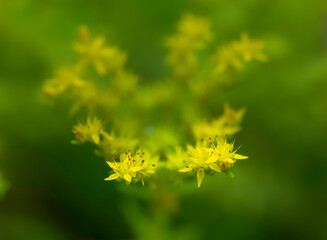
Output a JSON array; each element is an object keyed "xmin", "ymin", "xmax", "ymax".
[
  {"xmin": 213, "ymin": 44, "xmax": 244, "ymax": 74},
  {"xmin": 212, "ymin": 33, "xmax": 267, "ymax": 74},
  {"xmin": 179, "ymin": 142, "xmax": 221, "ymax": 188},
  {"xmin": 210, "ymin": 137, "xmax": 248, "ymax": 171},
  {"xmin": 111, "ymin": 72, "xmax": 139, "ymax": 96},
  {"xmin": 43, "ymin": 67, "xmax": 86, "ymax": 97},
  {"xmin": 233, "ymin": 33, "xmax": 267, "ymax": 62},
  {"xmin": 177, "ymin": 13, "xmax": 212, "ymax": 47},
  {"xmin": 74, "ymin": 26, "xmax": 126, "ymax": 75},
  {"xmin": 166, "ymin": 147, "xmax": 187, "ymax": 170},
  {"xmin": 99, "ymin": 132, "xmax": 139, "ymax": 159},
  {"xmin": 165, "ymin": 14, "xmax": 213, "ymax": 77},
  {"xmin": 105, "ymin": 150, "xmax": 158, "ymax": 185},
  {"xmin": 192, "ymin": 104, "xmax": 245, "ymax": 140},
  {"xmin": 223, "ymin": 103, "xmax": 246, "ymax": 125},
  {"xmin": 73, "ymin": 117, "xmax": 104, "ymax": 144}
]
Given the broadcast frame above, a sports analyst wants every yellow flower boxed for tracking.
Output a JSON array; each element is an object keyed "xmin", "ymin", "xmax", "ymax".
[
  {"xmin": 111, "ymin": 72, "xmax": 139, "ymax": 96},
  {"xmin": 179, "ymin": 137, "xmax": 247, "ymax": 187},
  {"xmin": 212, "ymin": 44, "xmax": 244, "ymax": 74},
  {"xmin": 73, "ymin": 117, "xmax": 104, "ymax": 144},
  {"xmin": 166, "ymin": 147, "xmax": 187, "ymax": 170},
  {"xmin": 223, "ymin": 103, "xmax": 246, "ymax": 125},
  {"xmin": 211, "ymin": 137, "xmax": 248, "ymax": 171},
  {"xmin": 105, "ymin": 150, "xmax": 158, "ymax": 185},
  {"xmin": 192, "ymin": 104, "xmax": 245, "ymax": 140},
  {"xmin": 99, "ymin": 132, "xmax": 139, "ymax": 159},
  {"xmin": 74, "ymin": 26, "xmax": 126, "ymax": 75},
  {"xmin": 43, "ymin": 67, "xmax": 86, "ymax": 97},
  {"xmin": 179, "ymin": 142, "xmax": 221, "ymax": 188},
  {"xmin": 233, "ymin": 33, "xmax": 267, "ymax": 62},
  {"xmin": 212, "ymin": 33, "xmax": 266, "ymax": 74},
  {"xmin": 165, "ymin": 14, "xmax": 213, "ymax": 77}
]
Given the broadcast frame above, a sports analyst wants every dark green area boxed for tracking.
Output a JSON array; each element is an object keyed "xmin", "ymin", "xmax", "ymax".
[{"xmin": 0, "ymin": 0, "xmax": 327, "ymax": 239}]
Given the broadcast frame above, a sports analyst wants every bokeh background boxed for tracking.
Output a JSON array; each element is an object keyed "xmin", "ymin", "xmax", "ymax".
[{"xmin": 1, "ymin": 0, "xmax": 327, "ymax": 239}]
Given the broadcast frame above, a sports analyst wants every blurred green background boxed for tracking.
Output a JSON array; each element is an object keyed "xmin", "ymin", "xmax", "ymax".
[{"xmin": 1, "ymin": 0, "xmax": 327, "ymax": 239}]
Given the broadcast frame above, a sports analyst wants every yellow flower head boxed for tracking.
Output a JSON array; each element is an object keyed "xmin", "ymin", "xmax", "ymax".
[
  {"xmin": 212, "ymin": 44, "xmax": 244, "ymax": 74},
  {"xmin": 105, "ymin": 150, "xmax": 158, "ymax": 185},
  {"xmin": 74, "ymin": 26, "xmax": 126, "ymax": 75},
  {"xmin": 223, "ymin": 103, "xmax": 246, "ymax": 125},
  {"xmin": 166, "ymin": 147, "xmax": 187, "ymax": 170},
  {"xmin": 73, "ymin": 117, "xmax": 104, "ymax": 144},
  {"xmin": 210, "ymin": 137, "xmax": 248, "ymax": 171},
  {"xmin": 165, "ymin": 14, "xmax": 213, "ymax": 77},
  {"xmin": 177, "ymin": 13, "xmax": 212, "ymax": 47},
  {"xmin": 192, "ymin": 104, "xmax": 245, "ymax": 140},
  {"xmin": 179, "ymin": 141, "xmax": 221, "ymax": 188},
  {"xmin": 99, "ymin": 132, "xmax": 139, "ymax": 159},
  {"xmin": 43, "ymin": 67, "xmax": 85, "ymax": 97},
  {"xmin": 233, "ymin": 33, "xmax": 267, "ymax": 62},
  {"xmin": 212, "ymin": 33, "xmax": 267, "ymax": 74}
]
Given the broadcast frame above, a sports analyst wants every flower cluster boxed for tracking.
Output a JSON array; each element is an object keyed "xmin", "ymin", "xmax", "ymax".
[
  {"xmin": 43, "ymin": 26, "xmax": 137, "ymax": 115},
  {"xmin": 43, "ymin": 14, "xmax": 266, "ymax": 188},
  {"xmin": 179, "ymin": 137, "xmax": 247, "ymax": 187}
]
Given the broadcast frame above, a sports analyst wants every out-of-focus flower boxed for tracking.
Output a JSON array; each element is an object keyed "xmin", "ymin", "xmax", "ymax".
[
  {"xmin": 166, "ymin": 147, "xmax": 188, "ymax": 170},
  {"xmin": 165, "ymin": 13, "xmax": 212, "ymax": 77},
  {"xmin": 192, "ymin": 104, "xmax": 245, "ymax": 140},
  {"xmin": 72, "ymin": 117, "xmax": 104, "ymax": 144},
  {"xmin": 233, "ymin": 33, "xmax": 267, "ymax": 62},
  {"xmin": 212, "ymin": 33, "xmax": 267, "ymax": 74},
  {"xmin": 74, "ymin": 25, "xmax": 126, "ymax": 75},
  {"xmin": 99, "ymin": 132, "xmax": 139, "ymax": 160},
  {"xmin": 213, "ymin": 44, "xmax": 245, "ymax": 73},
  {"xmin": 43, "ymin": 67, "xmax": 86, "ymax": 97}
]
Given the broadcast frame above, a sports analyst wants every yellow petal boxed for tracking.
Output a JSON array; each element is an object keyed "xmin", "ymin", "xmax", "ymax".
[
  {"xmin": 131, "ymin": 166, "xmax": 144, "ymax": 172},
  {"xmin": 179, "ymin": 167, "xmax": 193, "ymax": 172},
  {"xmin": 104, "ymin": 173, "xmax": 119, "ymax": 181},
  {"xmin": 92, "ymin": 134, "xmax": 100, "ymax": 144},
  {"xmin": 209, "ymin": 163, "xmax": 221, "ymax": 172},
  {"xmin": 124, "ymin": 174, "xmax": 132, "ymax": 182},
  {"xmin": 205, "ymin": 155, "xmax": 218, "ymax": 164},
  {"xmin": 234, "ymin": 154, "xmax": 248, "ymax": 160},
  {"xmin": 141, "ymin": 175, "xmax": 144, "ymax": 186},
  {"xmin": 197, "ymin": 168, "xmax": 204, "ymax": 188},
  {"xmin": 106, "ymin": 161, "xmax": 117, "ymax": 170}
]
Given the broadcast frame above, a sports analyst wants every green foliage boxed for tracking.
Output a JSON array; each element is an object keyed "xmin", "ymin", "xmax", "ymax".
[{"xmin": 1, "ymin": 0, "xmax": 327, "ymax": 239}]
